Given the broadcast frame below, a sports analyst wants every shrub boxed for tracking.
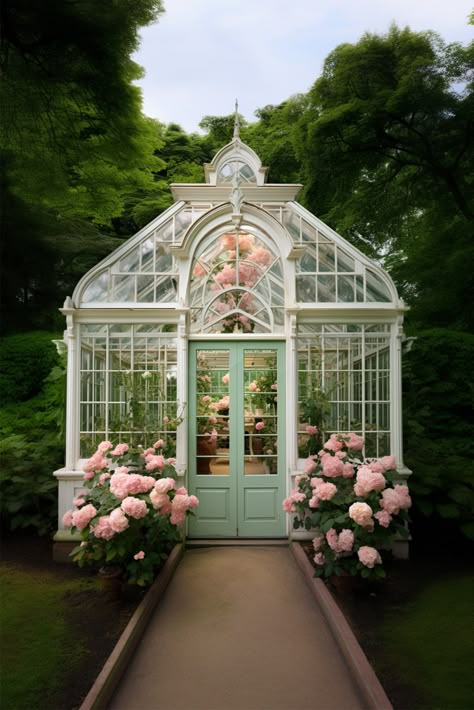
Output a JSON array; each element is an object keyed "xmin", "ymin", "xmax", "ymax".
[
  {"xmin": 0, "ymin": 331, "xmax": 60, "ymax": 402},
  {"xmin": 403, "ymin": 329, "xmax": 474, "ymax": 540},
  {"xmin": 63, "ymin": 440, "xmax": 199, "ymax": 586},
  {"xmin": 0, "ymin": 354, "xmax": 66, "ymax": 535},
  {"xmin": 284, "ymin": 433, "xmax": 411, "ymax": 580}
]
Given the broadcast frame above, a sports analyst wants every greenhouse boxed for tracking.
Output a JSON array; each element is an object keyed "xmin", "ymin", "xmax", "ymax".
[{"xmin": 54, "ymin": 116, "xmax": 411, "ymax": 547}]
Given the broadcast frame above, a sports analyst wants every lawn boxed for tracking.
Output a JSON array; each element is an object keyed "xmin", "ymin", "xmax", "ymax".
[
  {"xmin": 383, "ymin": 574, "xmax": 474, "ymax": 710},
  {"xmin": 0, "ymin": 536, "xmax": 139, "ymax": 710}
]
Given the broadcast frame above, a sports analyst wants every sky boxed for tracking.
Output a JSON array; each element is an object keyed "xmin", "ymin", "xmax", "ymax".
[{"xmin": 133, "ymin": 0, "xmax": 473, "ymax": 133}]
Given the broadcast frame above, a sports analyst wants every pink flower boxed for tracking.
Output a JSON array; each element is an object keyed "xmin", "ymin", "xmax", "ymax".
[
  {"xmin": 345, "ymin": 433, "xmax": 364, "ymax": 451},
  {"xmin": 176, "ymin": 486, "xmax": 187, "ymax": 495},
  {"xmin": 290, "ymin": 489, "xmax": 306, "ymax": 503},
  {"xmin": 83, "ymin": 452, "xmax": 109, "ymax": 473},
  {"xmin": 145, "ymin": 455, "xmax": 166, "ymax": 471},
  {"xmin": 170, "ymin": 510, "xmax": 186, "ymax": 525},
  {"xmin": 394, "ymin": 484, "xmax": 412, "ymax": 509},
  {"xmin": 202, "ymin": 395, "xmax": 211, "ymax": 403},
  {"xmin": 163, "ymin": 416, "xmax": 169, "ymax": 423},
  {"xmin": 304, "ymin": 458, "xmax": 318, "ymax": 474},
  {"xmin": 92, "ymin": 515, "xmax": 115, "ymax": 540},
  {"xmin": 313, "ymin": 552, "xmax": 326, "ymax": 566},
  {"xmin": 193, "ymin": 262, "xmax": 206, "ymax": 277},
  {"xmin": 222, "ymin": 373, "xmax": 230, "ymax": 385},
  {"xmin": 97, "ymin": 441, "xmax": 113, "ymax": 453},
  {"xmin": 62, "ymin": 510, "xmax": 73, "ymax": 528},
  {"xmin": 99, "ymin": 472, "xmax": 110, "ymax": 484},
  {"xmin": 312, "ymin": 534, "xmax": 324, "ymax": 551},
  {"xmin": 109, "ymin": 472, "xmax": 131, "ymax": 500},
  {"xmin": 271, "ymin": 383, "xmax": 278, "ymax": 390},
  {"xmin": 354, "ymin": 465, "xmax": 386, "ymax": 495},
  {"xmin": 109, "ymin": 507, "xmax": 129, "ymax": 533},
  {"xmin": 306, "ymin": 425, "xmax": 318, "ymax": 435},
  {"xmin": 121, "ymin": 497, "xmax": 148, "ymax": 519},
  {"xmin": 154, "ymin": 477, "xmax": 176, "ymax": 494},
  {"xmin": 342, "ymin": 462, "xmax": 355, "ymax": 478},
  {"xmin": 255, "ymin": 421, "xmax": 265, "ymax": 431},
  {"xmin": 380, "ymin": 488, "xmax": 404, "ymax": 514},
  {"xmin": 321, "ymin": 457, "xmax": 344, "ymax": 478},
  {"xmin": 375, "ymin": 510, "xmax": 392, "ymax": 528},
  {"xmin": 248, "ymin": 381, "xmax": 258, "ymax": 391},
  {"xmin": 73, "ymin": 497, "xmax": 86, "ymax": 508},
  {"xmin": 153, "ymin": 439, "xmax": 165, "ymax": 449},
  {"xmin": 338, "ymin": 529, "xmax": 355, "ymax": 552},
  {"xmin": 150, "ymin": 490, "xmax": 170, "ymax": 510},
  {"xmin": 358, "ymin": 546, "xmax": 382, "ymax": 568},
  {"xmin": 380, "ymin": 455, "xmax": 396, "ymax": 471},
  {"xmin": 71, "ymin": 503, "xmax": 97, "ymax": 531},
  {"xmin": 323, "ymin": 434, "xmax": 344, "ymax": 452},
  {"xmin": 110, "ymin": 443, "xmax": 129, "ymax": 457},
  {"xmin": 314, "ymin": 481, "xmax": 337, "ymax": 501},
  {"xmin": 188, "ymin": 495, "xmax": 199, "ymax": 508},
  {"xmin": 83, "ymin": 471, "xmax": 95, "ymax": 480},
  {"xmin": 282, "ymin": 498, "xmax": 295, "ymax": 513},
  {"xmin": 309, "ymin": 495, "xmax": 319, "ymax": 509},
  {"xmin": 367, "ymin": 460, "xmax": 385, "ymax": 473},
  {"xmin": 134, "ymin": 551, "xmax": 145, "ymax": 560},
  {"xmin": 349, "ymin": 502, "xmax": 374, "ymax": 528}
]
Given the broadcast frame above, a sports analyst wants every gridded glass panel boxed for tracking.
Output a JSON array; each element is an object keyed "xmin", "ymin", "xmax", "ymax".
[
  {"xmin": 190, "ymin": 229, "xmax": 283, "ymax": 334},
  {"xmin": 80, "ymin": 324, "xmax": 179, "ymax": 457},
  {"xmin": 296, "ymin": 324, "xmax": 391, "ymax": 459},
  {"xmin": 217, "ymin": 160, "xmax": 256, "ymax": 183},
  {"xmin": 366, "ymin": 269, "xmax": 392, "ymax": 302}
]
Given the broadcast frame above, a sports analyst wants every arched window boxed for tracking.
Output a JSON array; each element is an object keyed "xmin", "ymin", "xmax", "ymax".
[
  {"xmin": 217, "ymin": 160, "xmax": 257, "ymax": 184},
  {"xmin": 189, "ymin": 229, "xmax": 284, "ymax": 333}
]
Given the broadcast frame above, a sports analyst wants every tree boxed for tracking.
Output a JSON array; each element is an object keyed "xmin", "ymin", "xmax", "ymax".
[
  {"xmin": 297, "ymin": 25, "xmax": 474, "ymax": 329},
  {"xmin": 0, "ymin": 0, "xmax": 166, "ymax": 331}
]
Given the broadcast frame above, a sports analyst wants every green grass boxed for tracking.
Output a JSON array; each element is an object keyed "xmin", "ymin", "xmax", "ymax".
[
  {"xmin": 0, "ymin": 565, "xmax": 95, "ymax": 710},
  {"xmin": 383, "ymin": 574, "xmax": 474, "ymax": 710}
]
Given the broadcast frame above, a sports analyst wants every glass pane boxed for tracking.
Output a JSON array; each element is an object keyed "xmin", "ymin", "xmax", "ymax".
[
  {"xmin": 337, "ymin": 275, "xmax": 355, "ymax": 302},
  {"xmin": 243, "ymin": 350, "xmax": 278, "ymax": 476},
  {"xmin": 366, "ymin": 269, "xmax": 391, "ymax": 302},
  {"xmin": 296, "ymin": 274, "xmax": 316, "ymax": 302},
  {"xmin": 318, "ymin": 242, "xmax": 335, "ymax": 272},
  {"xmin": 82, "ymin": 271, "xmax": 108, "ymax": 302},
  {"xmin": 196, "ymin": 350, "xmax": 230, "ymax": 476},
  {"xmin": 317, "ymin": 275, "xmax": 336, "ymax": 302}
]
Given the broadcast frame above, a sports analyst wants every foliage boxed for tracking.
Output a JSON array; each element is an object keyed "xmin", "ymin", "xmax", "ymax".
[
  {"xmin": 0, "ymin": 331, "xmax": 60, "ymax": 402},
  {"xmin": 0, "ymin": 353, "xmax": 66, "ymax": 535},
  {"xmin": 0, "ymin": 0, "xmax": 166, "ymax": 333},
  {"xmin": 296, "ymin": 24, "xmax": 474, "ymax": 330},
  {"xmin": 284, "ymin": 433, "xmax": 411, "ymax": 580},
  {"xmin": 64, "ymin": 441, "xmax": 199, "ymax": 586},
  {"xmin": 402, "ymin": 329, "xmax": 474, "ymax": 539},
  {"xmin": 0, "ymin": 565, "xmax": 91, "ymax": 710}
]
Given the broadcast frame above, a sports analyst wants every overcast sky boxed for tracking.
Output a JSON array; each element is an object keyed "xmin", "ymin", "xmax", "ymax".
[{"xmin": 133, "ymin": 0, "xmax": 473, "ymax": 133}]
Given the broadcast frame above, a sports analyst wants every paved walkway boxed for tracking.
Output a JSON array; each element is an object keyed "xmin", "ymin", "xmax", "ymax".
[{"xmin": 109, "ymin": 546, "xmax": 364, "ymax": 710}]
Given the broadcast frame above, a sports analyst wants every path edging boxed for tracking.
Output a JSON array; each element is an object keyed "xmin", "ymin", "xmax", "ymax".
[
  {"xmin": 79, "ymin": 543, "xmax": 184, "ymax": 710},
  {"xmin": 291, "ymin": 541, "xmax": 393, "ymax": 710}
]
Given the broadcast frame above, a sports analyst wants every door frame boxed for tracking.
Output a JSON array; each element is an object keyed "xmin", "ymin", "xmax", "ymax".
[{"xmin": 187, "ymin": 340, "xmax": 287, "ymax": 538}]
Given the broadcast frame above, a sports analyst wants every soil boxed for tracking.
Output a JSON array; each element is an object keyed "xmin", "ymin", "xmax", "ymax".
[{"xmin": 1, "ymin": 533, "xmax": 143, "ymax": 710}]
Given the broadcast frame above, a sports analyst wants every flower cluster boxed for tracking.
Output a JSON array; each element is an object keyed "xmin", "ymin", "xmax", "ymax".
[
  {"xmin": 247, "ymin": 372, "xmax": 278, "ymax": 412},
  {"xmin": 63, "ymin": 440, "xmax": 199, "ymax": 586},
  {"xmin": 283, "ymin": 433, "xmax": 411, "ymax": 580}
]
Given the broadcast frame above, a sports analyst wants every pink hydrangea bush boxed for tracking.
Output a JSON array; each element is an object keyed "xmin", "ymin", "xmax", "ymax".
[
  {"xmin": 282, "ymin": 433, "xmax": 411, "ymax": 580},
  {"xmin": 63, "ymin": 440, "xmax": 199, "ymax": 586}
]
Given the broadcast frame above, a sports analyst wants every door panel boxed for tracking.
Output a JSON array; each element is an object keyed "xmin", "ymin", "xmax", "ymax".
[{"xmin": 188, "ymin": 342, "xmax": 286, "ymax": 538}]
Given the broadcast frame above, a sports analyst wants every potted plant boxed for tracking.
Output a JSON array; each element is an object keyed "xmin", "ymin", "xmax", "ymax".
[
  {"xmin": 62, "ymin": 439, "xmax": 199, "ymax": 588},
  {"xmin": 283, "ymin": 432, "xmax": 411, "ymax": 582}
]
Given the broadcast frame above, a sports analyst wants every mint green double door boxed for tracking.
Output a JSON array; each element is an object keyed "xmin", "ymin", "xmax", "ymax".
[{"xmin": 188, "ymin": 341, "xmax": 286, "ymax": 538}]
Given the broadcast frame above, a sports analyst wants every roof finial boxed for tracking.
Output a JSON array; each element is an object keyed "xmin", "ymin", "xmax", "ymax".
[{"xmin": 233, "ymin": 98, "xmax": 240, "ymax": 140}]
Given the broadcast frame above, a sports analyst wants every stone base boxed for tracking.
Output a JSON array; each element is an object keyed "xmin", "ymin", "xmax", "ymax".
[{"xmin": 52, "ymin": 541, "xmax": 77, "ymax": 563}]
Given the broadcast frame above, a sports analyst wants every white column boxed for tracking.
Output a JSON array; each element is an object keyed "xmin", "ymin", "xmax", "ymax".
[
  {"xmin": 176, "ymin": 313, "xmax": 188, "ymax": 482},
  {"xmin": 65, "ymin": 313, "xmax": 80, "ymax": 469},
  {"xmin": 390, "ymin": 317, "xmax": 411, "ymax": 481}
]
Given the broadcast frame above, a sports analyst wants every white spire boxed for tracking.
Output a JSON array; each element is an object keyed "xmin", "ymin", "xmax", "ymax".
[{"xmin": 233, "ymin": 98, "xmax": 240, "ymax": 140}]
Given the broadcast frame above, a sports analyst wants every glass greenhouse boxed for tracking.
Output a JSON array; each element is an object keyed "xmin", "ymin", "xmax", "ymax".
[{"xmin": 54, "ymin": 119, "xmax": 411, "ymax": 545}]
